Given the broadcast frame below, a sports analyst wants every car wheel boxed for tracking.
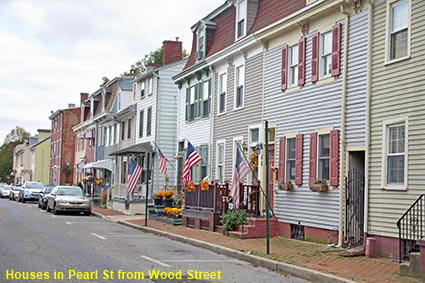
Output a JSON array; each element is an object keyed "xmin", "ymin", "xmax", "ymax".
[
  {"xmin": 38, "ymin": 201, "xmax": 41, "ymax": 208},
  {"xmin": 42, "ymin": 202, "xmax": 47, "ymax": 210},
  {"xmin": 53, "ymin": 204, "xmax": 59, "ymax": 215},
  {"xmin": 84, "ymin": 211, "xmax": 91, "ymax": 216},
  {"xmin": 22, "ymin": 198, "xmax": 25, "ymax": 203}
]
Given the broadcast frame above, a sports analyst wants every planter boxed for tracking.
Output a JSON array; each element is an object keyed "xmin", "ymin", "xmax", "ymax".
[
  {"xmin": 310, "ymin": 183, "xmax": 329, "ymax": 192},
  {"xmin": 154, "ymin": 198, "xmax": 163, "ymax": 206},
  {"xmin": 279, "ymin": 182, "xmax": 294, "ymax": 191},
  {"xmin": 164, "ymin": 198, "xmax": 174, "ymax": 208}
]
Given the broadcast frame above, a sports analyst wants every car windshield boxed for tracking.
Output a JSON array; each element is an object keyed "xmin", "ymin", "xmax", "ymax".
[
  {"xmin": 56, "ymin": 188, "xmax": 83, "ymax": 196},
  {"xmin": 45, "ymin": 186, "xmax": 55, "ymax": 193},
  {"xmin": 27, "ymin": 183, "xmax": 43, "ymax": 189}
]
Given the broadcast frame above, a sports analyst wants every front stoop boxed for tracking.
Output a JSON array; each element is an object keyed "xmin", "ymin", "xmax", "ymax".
[
  {"xmin": 228, "ymin": 217, "xmax": 279, "ymax": 239},
  {"xmin": 400, "ymin": 253, "xmax": 425, "ymax": 279}
]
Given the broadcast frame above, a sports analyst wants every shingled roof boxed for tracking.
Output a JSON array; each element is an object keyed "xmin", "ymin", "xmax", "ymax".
[{"xmin": 183, "ymin": 0, "xmax": 306, "ymax": 71}]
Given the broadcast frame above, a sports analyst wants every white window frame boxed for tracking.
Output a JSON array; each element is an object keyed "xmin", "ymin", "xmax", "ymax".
[
  {"xmin": 234, "ymin": 64, "xmax": 245, "ymax": 110},
  {"xmin": 218, "ymin": 72, "xmax": 227, "ymax": 115},
  {"xmin": 385, "ymin": 0, "xmax": 411, "ymax": 64},
  {"xmin": 288, "ymin": 44, "xmax": 299, "ymax": 88},
  {"xmin": 140, "ymin": 81, "xmax": 145, "ymax": 99},
  {"xmin": 197, "ymin": 27, "xmax": 206, "ymax": 59},
  {"xmin": 148, "ymin": 78, "xmax": 153, "ymax": 95},
  {"xmin": 316, "ymin": 132, "xmax": 331, "ymax": 181},
  {"xmin": 235, "ymin": 0, "xmax": 247, "ymax": 40},
  {"xmin": 216, "ymin": 139, "xmax": 226, "ymax": 183},
  {"xmin": 381, "ymin": 117, "xmax": 408, "ymax": 190},
  {"xmin": 320, "ymin": 31, "xmax": 332, "ymax": 79}
]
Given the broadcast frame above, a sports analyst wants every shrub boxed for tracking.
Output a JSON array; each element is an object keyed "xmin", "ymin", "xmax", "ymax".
[{"xmin": 221, "ymin": 210, "xmax": 248, "ymax": 232}]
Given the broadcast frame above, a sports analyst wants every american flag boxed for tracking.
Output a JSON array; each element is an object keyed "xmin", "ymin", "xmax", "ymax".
[
  {"xmin": 126, "ymin": 159, "xmax": 143, "ymax": 194},
  {"xmin": 156, "ymin": 145, "xmax": 168, "ymax": 176},
  {"xmin": 230, "ymin": 146, "xmax": 251, "ymax": 209},
  {"xmin": 182, "ymin": 141, "xmax": 202, "ymax": 187}
]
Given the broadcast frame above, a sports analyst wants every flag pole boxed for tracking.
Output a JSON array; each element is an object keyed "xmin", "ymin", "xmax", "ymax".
[
  {"xmin": 152, "ymin": 140, "xmax": 177, "ymax": 171},
  {"xmin": 265, "ymin": 120, "xmax": 270, "ymax": 255}
]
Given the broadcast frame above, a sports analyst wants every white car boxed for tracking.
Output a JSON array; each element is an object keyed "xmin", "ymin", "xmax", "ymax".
[
  {"xmin": 0, "ymin": 185, "xmax": 12, "ymax": 198},
  {"xmin": 19, "ymin": 182, "xmax": 44, "ymax": 203}
]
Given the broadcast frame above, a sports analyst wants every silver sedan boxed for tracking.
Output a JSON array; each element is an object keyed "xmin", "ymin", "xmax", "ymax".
[{"xmin": 46, "ymin": 186, "xmax": 91, "ymax": 215}]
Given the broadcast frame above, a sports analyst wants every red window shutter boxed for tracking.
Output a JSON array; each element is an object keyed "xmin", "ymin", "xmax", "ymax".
[
  {"xmin": 298, "ymin": 37, "xmax": 306, "ymax": 86},
  {"xmin": 278, "ymin": 136, "xmax": 286, "ymax": 183},
  {"xmin": 311, "ymin": 32, "xmax": 320, "ymax": 83},
  {"xmin": 309, "ymin": 132, "xmax": 317, "ymax": 186},
  {"xmin": 331, "ymin": 24, "xmax": 341, "ymax": 77},
  {"xmin": 330, "ymin": 129, "xmax": 340, "ymax": 187},
  {"xmin": 295, "ymin": 134, "xmax": 303, "ymax": 186},
  {"xmin": 281, "ymin": 44, "xmax": 288, "ymax": 91}
]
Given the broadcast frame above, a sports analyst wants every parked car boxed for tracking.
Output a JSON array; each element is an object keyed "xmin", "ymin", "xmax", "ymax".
[
  {"xmin": 9, "ymin": 186, "xmax": 21, "ymax": 201},
  {"xmin": 38, "ymin": 184, "xmax": 56, "ymax": 209},
  {"xmin": 0, "ymin": 185, "xmax": 12, "ymax": 198},
  {"xmin": 18, "ymin": 181, "xmax": 44, "ymax": 203},
  {"xmin": 46, "ymin": 186, "xmax": 91, "ymax": 215}
]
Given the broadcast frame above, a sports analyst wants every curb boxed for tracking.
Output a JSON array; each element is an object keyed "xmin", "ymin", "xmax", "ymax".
[{"xmin": 108, "ymin": 219, "xmax": 357, "ymax": 283}]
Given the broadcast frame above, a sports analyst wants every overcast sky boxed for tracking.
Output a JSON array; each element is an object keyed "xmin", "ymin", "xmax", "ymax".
[{"xmin": 0, "ymin": 0, "xmax": 220, "ymax": 144}]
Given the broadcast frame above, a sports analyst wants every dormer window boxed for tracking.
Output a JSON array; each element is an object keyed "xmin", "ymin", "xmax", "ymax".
[
  {"xmin": 236, "ymin": 0, "xmax": 247, "ymax": 39},
  {"xmin": 197, "ymin": 28, "xmax": 205, "ymax": 60}
]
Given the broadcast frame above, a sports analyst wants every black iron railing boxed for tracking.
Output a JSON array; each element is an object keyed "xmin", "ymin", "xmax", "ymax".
[{"xmin": 397, "ymin": 194, "xmax": 425, "ymax": 263}]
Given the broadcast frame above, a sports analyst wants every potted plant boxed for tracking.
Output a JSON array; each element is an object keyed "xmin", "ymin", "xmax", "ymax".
[
  {"xmin": 153, "ymin": 192, "xmax": 163, "ymax": 206},
  {"xmin": 310, "ymin": 179, "xmax": 329, "ymax": 192},
  {"xmin": 163, "ymin": 191, "xmax": 174, "ymax": 207},
  {"xmin": 279, "ymin": 181, "xmax": 294, "ymax": 191},
  {"xmin": 200, "ymin": 180, "xmax": 209, "ymax": 191}
]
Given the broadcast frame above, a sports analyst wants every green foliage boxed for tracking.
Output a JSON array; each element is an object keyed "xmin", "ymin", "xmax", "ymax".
[
  {"xmin": 99, "ymin": 76, "xmax": 110, "ymax": 87},
  {"xmin": 0, "ymin": 127, "xmax": 30, "ymax": 183},
  {"xmin": 220, "ymin": 210, "xmax": 248, "ymax": 232},
  {"xmin": 62, "ymin": 165, "xmax": 73, "ymax": 183}
]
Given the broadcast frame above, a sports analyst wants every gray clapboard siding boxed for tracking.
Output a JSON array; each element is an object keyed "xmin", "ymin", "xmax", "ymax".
[
  {"xmin": 263, "ymin": 22, "xmax": 346, "ymax": 231},
  {"xmin": 345, "ymin": 10, "xmax": 368, "ymax": 147},
  {"xmin": 368, "ymin": 0, "xmax": 425, "ymax": 238},
  {"xmin": 212, "ymin": 52, "xmax": 263, "ymax": 181}
]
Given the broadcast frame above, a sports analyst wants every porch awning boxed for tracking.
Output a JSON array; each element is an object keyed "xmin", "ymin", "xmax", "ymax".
[
  {"xmin": 109, "ymin": 142, "xmax": 153, "ymax": 156},
  {"xmin": 83, "ymin": 159, "xmax": 114, "ymax": 171}
]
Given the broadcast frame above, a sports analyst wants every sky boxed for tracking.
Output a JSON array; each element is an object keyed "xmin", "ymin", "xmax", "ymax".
[{"xmin": 0, "ymin": 0, "xmax": 220, "ymax": 144}]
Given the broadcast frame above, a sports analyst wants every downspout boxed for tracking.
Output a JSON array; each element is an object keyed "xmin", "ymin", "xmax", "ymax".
[
  {"xmin": 364, "ymin": 1, "xmax": 374, "ymax": 239},
  {"xmin": 209, "ymin": 66, "xmax": 215, "ymax": 180},
  {"xmin": 337, "ymin": 11, "xmax": 349, "ymax": 248}
]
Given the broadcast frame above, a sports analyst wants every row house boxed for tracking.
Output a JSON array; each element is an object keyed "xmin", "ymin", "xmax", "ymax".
[
  {"xmin": 49, "ymin": 104, "xmax": 80, "ymax": 185},
  {"xmin": 13, "ymin": 135, "xmax": 39, "ymax": 184},
  {"xmin": 110, "ymin": 40, "xmax": 186, "ymax": 214},
  {"xmin": 256, "ymin": 0, "xmax": 369, "ymax": 245},
  {"xmin": 367, "ymin": 0, "xmax": 425, "ymax": 261},
  {"xmin": 30, "ymin": 129, "xmax": 51, "ymax": 185}
]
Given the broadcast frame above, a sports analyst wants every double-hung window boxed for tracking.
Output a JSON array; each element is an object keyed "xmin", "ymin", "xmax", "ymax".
[
  {"xmin": 147, "ymin": 107, "xmax": 152, "ymax": 136},
  {"xmin": 139, "ymin": 110, "xmax": 144, "ymax": 138},
  {"xmin": 386, "ymin": 123, "xmax": 406, "ymax": 185},
  {"xmin": 216, "ymin": 142, "xmax": 225, "ymax": 183},
  {"xmin": 140, "ymin": 81, "xmax": 145, "ymax": 99},
  {"xmin": 320, "ymin": 32, "xmax": 332, "ymax": 78},
  {"xmin": 218, "ymin": 73, "xmax": 227, "ymax": 114},
  {"xmin": 236, "ymin": 0, "xmax": 246, "ymax": 39},
  {"xmin": 389, "ymin": 0, "xmax": 409, "ymax": 60},
  {"xmin": 286, "ymin": 138, "xmax": 296, "ymax": 182},
  {"xmin": 127, "ymin": 118, "xmax": 132, "ymax": 139},
  {"xmin": 289, "ymin": 45, "xmax": 299, "ymax": 87},
  {"xmin": 235, "ymin": 65, "xmax": 245, "ymax": 109},
  {"xmin": 318, "ymin": 134, "xmax": 330, "ymax": 180},
  {"xmin": 202, "ymin": 80, "xmax": 210, "ymax": 117},
  {"xmin": 197, "ymin": 28, "xmax": 205, "ymax": 59},
  {"xmin": 121, "ymin": 121, "xmax": 125, "ymax": 141},
  {"xmin": 148, "ymin": 78, "xmax": 153, "ymax": 95}
]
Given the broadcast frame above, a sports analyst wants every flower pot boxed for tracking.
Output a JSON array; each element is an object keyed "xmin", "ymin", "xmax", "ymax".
[
  {"xmin": 279, "ymin": 182, "xmax": 294, "ymax": 191},
  {"xmin": 164, "ymin": 198, "xmax": 174, "ymax": 208},
  {"xmin": 310, "ymin": 184, "xmax": 328, "ymax": 192},
  {"xmin": 154, "ymin": 198, "xmax": 163, "ymax": 206}
]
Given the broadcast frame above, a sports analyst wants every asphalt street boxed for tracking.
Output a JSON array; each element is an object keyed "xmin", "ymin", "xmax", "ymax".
[{"xmin": 0, "ymin": 198, "xmax": 308, "ymax": 283}]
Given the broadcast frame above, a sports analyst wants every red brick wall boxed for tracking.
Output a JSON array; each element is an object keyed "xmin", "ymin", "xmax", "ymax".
[
  {"xmin": 277, "ymin": 221, "xmax": 338, "ymax": 245},
  {"xmin": 163, "ymin": 40, "xmax": 183, "ymax": 65}
]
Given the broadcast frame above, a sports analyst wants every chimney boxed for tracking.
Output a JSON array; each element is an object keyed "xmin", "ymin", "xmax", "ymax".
[
  {"xmin": 68, "ymin": 103, "xmax": 76, "ymax": 108},
  {"xmin": 80, "ymin": 93, "xmax": 89, "ymax": 106},
  {"xmin": 162, "ymin": 39, "xmax": 183, "ymax": 66}
]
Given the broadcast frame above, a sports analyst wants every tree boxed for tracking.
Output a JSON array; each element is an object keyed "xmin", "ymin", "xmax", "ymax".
[
  {"xmin": 100, "ymin": 76, "xmax": 110, "ymax": 87},
  {"xmin": 0, "ymin": 127, "xmax": 30, "ymax": 183},
  {"xmin": 123, "ymin": 47, "xmax": 188, "ymax": 76},
  {"xmin": 4, "ymin": 126, "xmax": 30, "ymax": 144}
]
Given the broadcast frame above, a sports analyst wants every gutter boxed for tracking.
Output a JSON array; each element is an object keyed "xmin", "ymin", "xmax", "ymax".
[
  {"xmin": 364, "ymin": 0, "xmax": 374, "ymax": 238},
  {"xmin": 337, "ymin": 10, "xmax": 349, "ymax": 248}
]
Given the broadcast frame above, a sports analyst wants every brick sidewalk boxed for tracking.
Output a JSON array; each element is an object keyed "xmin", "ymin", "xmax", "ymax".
[
  {"xmin": 92, "ymin": 207, "xmax": 125, "ymax": 216},
  {"xmin": 94, "ymin": 207, "xmax": 419, "ymax": 283}
]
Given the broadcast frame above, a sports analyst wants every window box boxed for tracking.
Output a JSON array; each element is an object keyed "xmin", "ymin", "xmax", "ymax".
[
  {"xmin": 279, "ymin": 181, "xmax": 294, "ymax": 191},
  {"xmin": 310, "ymin": 180, "xmax": 328, "ymax": 192}
]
